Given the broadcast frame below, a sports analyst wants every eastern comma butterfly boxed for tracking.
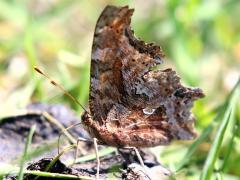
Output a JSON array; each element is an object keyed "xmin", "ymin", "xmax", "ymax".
[{"xmin": 81, "ymin": 5, "xmax": 204, "ymax": 148}]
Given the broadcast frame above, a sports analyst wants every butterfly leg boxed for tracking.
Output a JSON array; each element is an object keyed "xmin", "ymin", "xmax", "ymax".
[
  {"xmin": 93, "ymin": 138, "xmax": 100, "ymax": 179},
  {"xmin": 74, "ymin": 137, "xmax": 93, "ymax": 163}
]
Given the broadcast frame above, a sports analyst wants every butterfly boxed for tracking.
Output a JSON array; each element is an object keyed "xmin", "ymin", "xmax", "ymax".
[
  {"xmin": 34, "ymin": 5, "xmax": 204, "ymax": 179},
  {"xmin": 81, "ymin": 5, "xmax": 204, "ymax": 148}
]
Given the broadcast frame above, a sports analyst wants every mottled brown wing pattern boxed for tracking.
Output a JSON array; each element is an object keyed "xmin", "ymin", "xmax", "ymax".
[
  {"xmin": 89, "ymin": 6, "xmax": 134, "ymax": 124},
  {"xmin": 85, "ymin": 5, "xmax": 204, "ymax": 147},
  {"xmin": 103, "ymin": 69, "xmax": 204, "ymax": 146}
]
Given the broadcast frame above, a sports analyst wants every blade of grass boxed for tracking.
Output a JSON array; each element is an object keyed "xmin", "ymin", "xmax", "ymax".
[
  {"xmin": 72, "ymin": 147, "xmax": 116, "ymax": 165},
  {"xmin": 24, "ymin": 24, "xmax": 38, "ymax": 75},
  {"xmin": 45, "ymin": 145, "xmax": 75, "ymax": 172},
  {"xmin": 24, "ymin": 20, "xmax": 44, "ymax": 101},
  {"xmin": 220, "ymin": 111, "xmax": 238, "ymax": 172},
  {"xmin": 176, "ymin": 79, "xmax": 240, "ymax": 170},
  {"xmin": 200, "ymin": 80, "xmax": 239, "ymax": 180},
  {"xmin": 0, "ymin": 165, "xmax": 94, "ymax": 180},
  {"xmin": 25, "ymin": 170, "xmax": 94, "ymax": 179},
  {"xmin": 176, "ymin": 124, "xmax": 213, "ymax": 170},
  {"xmin": 200, "ymin": 109, "xmax": 232, "ymax": 180},
  {"xmin": 18, "ymin": 124, "xmax": 36, "ymax": 180},
  {"xmin": 176, "ymin": 102, "xmax": 227, "ymax": 171},
  {"xmin": 33, "ymin": 145, "xmax": 75, "ymax": 180}
]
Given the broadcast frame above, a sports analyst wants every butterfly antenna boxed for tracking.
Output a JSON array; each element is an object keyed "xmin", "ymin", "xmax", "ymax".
[{"xmin": 34, "ymin": 66, "xmax": 88, "ymax": 113}]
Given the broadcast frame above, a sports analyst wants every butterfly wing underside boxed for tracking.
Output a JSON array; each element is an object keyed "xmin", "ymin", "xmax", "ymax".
[
  {"xmin": 90, "ymin": 6, "xmax": 134, "ymax": 124},
  {"xmin": 89, "ymin": 5, "xmax": 204, "ymax": 145}
]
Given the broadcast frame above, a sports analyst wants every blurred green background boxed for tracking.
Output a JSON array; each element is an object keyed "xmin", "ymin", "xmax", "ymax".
[{"xmin": 0, "ymin": 0, "xmax": 239, "ymax": 179}]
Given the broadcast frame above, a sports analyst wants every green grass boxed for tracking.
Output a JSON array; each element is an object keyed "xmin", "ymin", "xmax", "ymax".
[
  {"xmin": 18, "ymin": 125, "xmax": 36, "ymax": 180},
  {"xmin": 0, "ymin": 0, "xmax": 240, "ymax": 179},
  {"xmin": 200, "ymin": 80, "xmax": 239, "ymax": 180}
]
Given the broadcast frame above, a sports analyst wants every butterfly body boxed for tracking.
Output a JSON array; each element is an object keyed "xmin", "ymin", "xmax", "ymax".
[{"xmin": 82, "ymin": 5, "xmax": 204, "ymax": 148}]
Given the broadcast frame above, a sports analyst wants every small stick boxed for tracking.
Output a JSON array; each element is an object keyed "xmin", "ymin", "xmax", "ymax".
[
  {"xmin": 94, "ymin": 138, "xmax": 100, "ymax": 179},
  {"xmin": 125, "ymin": 147, "xmax": 145, "ymax": 168},
  {"xmin": 124, "ymin": 147, "xmax": 151, "ymax": 179}
]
